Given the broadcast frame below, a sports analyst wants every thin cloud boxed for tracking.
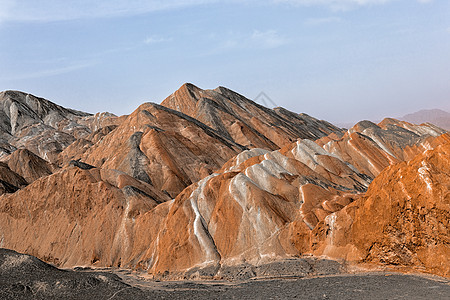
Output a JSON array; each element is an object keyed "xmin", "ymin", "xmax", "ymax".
[
  {"xmin": 251, "ymin": 30, "xmax": 289, "ymax": 49},
  {"xmin": 144, "ymin": 36, "xmax": 173, "ymax": 45},
  {"xmin": 0, "ymin": 0, "xmax": 436, "ymax": 24},
  {"xmin": 273, "ymin": 0, "xmax": 433, "ymax": 10},
  {"xmin": 273, "ymin": 0, "xmax": 393, "ymax": 10},
  {"xmin": 304, "ymin": 17, "xmax": 342, "ymax": 26},
  {"xmin": 214, "ymin": 30, "xmax": 289, "ymax": 52},
  {"xmin": 0, "ymin": 0, "xmax": 221, "ymax": 23},
  {"xmin": 0, "ymin": 61, "xmax": 95, "ymax": 81}
]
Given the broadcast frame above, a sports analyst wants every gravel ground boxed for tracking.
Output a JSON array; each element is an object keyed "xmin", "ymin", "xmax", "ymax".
[
  {"xmin": 1, "ymin": 248, "xmax": 449, "ymax": 300},
  {"xmin": 137, "ymin": 273, "xmax": 449, "ymax": 300}
]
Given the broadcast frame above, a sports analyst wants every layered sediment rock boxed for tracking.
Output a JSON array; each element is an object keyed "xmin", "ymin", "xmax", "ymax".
[
  {"xmin": 161, "ymin": 83, "xmax": 343, "ymax": 150},
  {"xmin": 312, "ymin": 141, "xmax": 450, "ymax": 277},
  {"xmin": 0, "ymin": 90, "xmax": 93, "ymax": 163},
  {"xmin": 0, "ymin": 165, "xmax": 170, "ymax": 267},
  {"xmin": 0, "ymin": 85, "xmax": 448, "ymax": 279},
  {"xmin": 80, "ymin": 102, "xmax": 245, "ymax": 198}
]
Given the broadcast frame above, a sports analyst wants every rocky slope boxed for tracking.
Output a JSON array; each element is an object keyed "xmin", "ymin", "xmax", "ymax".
[
  {"xmin": 143, "ymin": 132, "xmax": 449, "ymax": 276},
  {"xmin": 0, "ymin": 166, "xmax": 171, "ymax": 267},
  {"xmin": 76, "ymin": 84, "xmax": 343, "ymax": 199},
  {"xmin": 0, "ymin": 90, "xmax": 120, "ymax": 173},
  {"xmin": 0, "ymin": 90, "xmax": 91, "ymax": 163},
  {"xmin": 79, "ymin": 102, "xmax": 245, "ymax": 199},
  {"xmin": 3, "ymin": 249, "xmax": 449, "ymax": 300},
  {"xmin": 0, "ymin": 248, "xmax": 146, "ymax": 299},
  {"xmin": 312, "ymin": 141, "xmax": 450, "ymax": 277},
  {"xmin": 0, "ymin": 85, "xmax": 448, "ymax": 279},
  {"xmin": 317, "ymin": 118, "xmax": 446, "ymax": 177},
  {"xmin": 161, "ymin": 83, "xmax": 343, "ymax": 150}
]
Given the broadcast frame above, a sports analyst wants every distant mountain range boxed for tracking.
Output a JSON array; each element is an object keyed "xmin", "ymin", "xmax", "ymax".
[
  {"xmin": 337, "ymin": 108, "xmax": 450, "ymax": 131},
  {"xmin": 399, "ymin": 108, "xmax": 450, "ymax": 130}
]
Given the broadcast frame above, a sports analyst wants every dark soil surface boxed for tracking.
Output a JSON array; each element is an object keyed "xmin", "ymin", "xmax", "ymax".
[{"xmin": 1, "ymin": 248, "xmax": 449, "ymax": 299}]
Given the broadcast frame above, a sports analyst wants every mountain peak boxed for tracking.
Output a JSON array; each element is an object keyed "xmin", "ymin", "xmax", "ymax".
[
  {"xmin": 399, "ymin": 108, "xmax": 450, "ymax": 130},
  {"xmin": 161, "ymin": 84, "xmax": 343, "ymax": 150}
]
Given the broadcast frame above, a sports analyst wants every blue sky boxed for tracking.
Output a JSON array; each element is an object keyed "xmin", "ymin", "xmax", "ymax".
[{"xmin": 0, "ymin": 0, "xmax": 449, "ymax": 124}]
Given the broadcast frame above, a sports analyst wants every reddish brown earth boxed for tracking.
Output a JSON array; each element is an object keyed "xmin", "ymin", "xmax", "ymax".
[
  {"xmin": 79, "ymin": 101, "xmax": 245, "ymax": 198},
  {"xmin": 312, "ymin": 141, "xmax": 450, "ymax": 277},
  {"xmin": 161, "ymin": 83, "xmax": 343, "ymax": 150},
  {"xmin": 0, "ymin": 85, "xmax": 448, "ymax": 280},
  {"xmin": 0, "ymin": 166, "xmax": 171, "ymax": 267}
]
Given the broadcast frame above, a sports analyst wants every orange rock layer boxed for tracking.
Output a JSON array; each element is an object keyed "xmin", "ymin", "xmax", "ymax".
[{"xmin": 0, "ymin": 85, "xmax": 448, "ymax": 278}]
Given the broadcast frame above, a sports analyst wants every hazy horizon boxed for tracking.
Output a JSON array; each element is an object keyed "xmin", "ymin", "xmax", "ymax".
[{"xmin": 1, "ymin": 0, "xmax": 449, "ymax": 124}]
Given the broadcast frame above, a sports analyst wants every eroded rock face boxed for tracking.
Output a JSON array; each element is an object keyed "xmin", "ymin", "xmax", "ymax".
[
  {"xmin": 0, "ymin": 85, "xmax": 448, "ymax": 279},
  {"xmin": 161, "ymin": 83, "xmax": 344, "ymax": 150},
  {"xmin": 0, "ymin": 91, "xmax": 123, "ymax": 173},
  {"xmin": 0, "ymin": 165, "xmax": 170, "ymax": 267},
  {"xmin": 318, "ymin": 119, "xmax": 447, "ymax": 178},
  {"xmin": 146, "ymin": 145, "xmax": 370, "ymax": 274},
  {"xmin": 6, "ymin": 149, "xmax": 53, "ymax": 183},
  {"xmin": 145, "ymin": 132, "xmax": 449, "ymax": 276},
  {"xmin": 0, "ymin": 162, "xmax": 27, "ymax": 195},
  {"xmin": 0, "ymin": 86, "xmax": 344, "ymax": 201},
  {"xmin": 79, "ymin": 102, "xmax": 247, "ymax": 199},
  {"xmin": 0, "ymin": 91, "xmax": 93, "ymax": 162},
  {"xmin": 312, "ymin": 141, "xmax": 450, "ymax": 277}
]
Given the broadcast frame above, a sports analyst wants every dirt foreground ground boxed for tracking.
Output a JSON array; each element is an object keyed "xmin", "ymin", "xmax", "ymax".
[{"xmin": 1, "ymin": 249, "xmax": 449, "ymax": 299}]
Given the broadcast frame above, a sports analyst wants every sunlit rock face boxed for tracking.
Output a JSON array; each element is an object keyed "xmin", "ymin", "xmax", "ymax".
[
  {"xmin": 161, "ymin": 83, "xmax": 344, "ymax": 150},
  {"xmin": 76, "ymin": 83, "xmax": 343, "ymax": 200},
  {"xmin": 0, "ymin": 166, "xmax": 170, "ymax": 268},
  {"xmin": 312, "ymin": 140, "xmax": 450, "ymax": 277},
  {"xmin": 0, "ymin": 85, "xmax": 448, "ymax": 278},
  {"xmin": 0, "ymin": 85, "xmax": 344, "ymax": 200},
  {"xmin": 145, "ymin": 131, "xmax": 449, "ymax": 276},
  {"xmin": 6, "ymin": 148, "xmax": 53, "ymax": 183},
  {"xmin": 146, "ymin": 144, "xmax": 370, "ymax": 275},
  {"xmin": 79, "ymin": 101, "xmax": 245, "ymax": 199},
  {"xmin": 318, "ymin": 119, "xmax": 446, "ymax": 178}
]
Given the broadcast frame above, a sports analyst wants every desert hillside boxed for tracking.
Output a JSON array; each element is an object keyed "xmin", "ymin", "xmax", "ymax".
[{"xmin": 0, "ymin": 84, "xmax": 448, "ymax": 278}]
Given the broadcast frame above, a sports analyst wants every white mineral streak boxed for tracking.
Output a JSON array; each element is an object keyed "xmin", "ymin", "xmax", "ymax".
[
  {"xmin": 298, "ymin": 185, "xmax": 316, "ymax": 229},
  {"xmin": 112, "ymin": 199, "xmax": 131, "ymax": 257},
  {"xmin": 291, "ymin": 140, "xmax": 319, "ymax": 170},
  {"xmin": 229, "ymin": 173, "xmax": 251, "ymax": 212},
  {"xmin": 398, "ymin": 180, "xmax": 412, "ymax": 200},
  {"xmin": 291, "ymin": 139, "xmax": 347, "ymax": 174},
  {"xmin": 244, "ymin": 159, "xmax": 291, "ymax": 195},
  {"xmin": 186, "ymin": 175, "xmax": 221, "ymax": 266},
  {"xmin": 264, "ymin": 151, "xmax": 296, "ymax": 173},
  {"xmin": 421, "ymin": 142, "xmax": 433, "ymax": 151},
  {"xmin": 325, "ymin": 213, "xmax": 337, "ymax": 245},
  {"xmin": 229, "ymin": 148, "xmax": 269, "ymax": 171},
  {"xmin": 362, "ymin": 131, "xmax": 396, "ymax": 159},
  {"xmin": 418, "ymin": 161, "xmax": 433, "ymax": 192},
  {"xmin": 190, "ymin": 173, "xmax": 219, "ymax": 225},
  {"xmin": 190, "ymin": 197, "xmax": 219, "ymax": 265},
  {"xmin": 400, "ymin": 123, "xmax": 442, "ymax": 137},
  {"xmin": 348, "ymin": 140, "xmax": 378, "ymax": 174},
  {"xmin": 228, "ymin": 172, "xmax": 279, "ymax": 255}
]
